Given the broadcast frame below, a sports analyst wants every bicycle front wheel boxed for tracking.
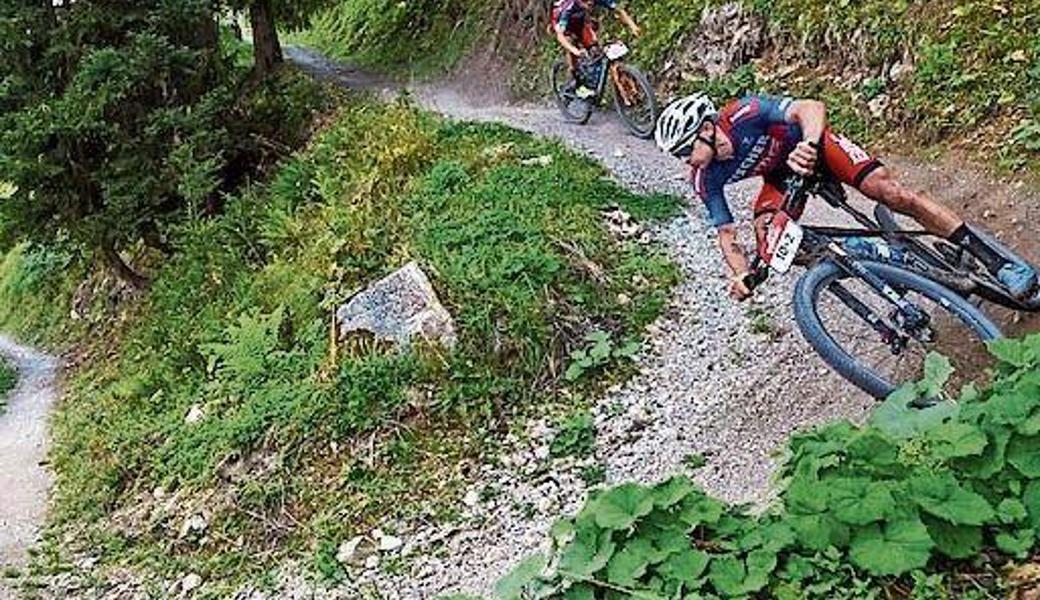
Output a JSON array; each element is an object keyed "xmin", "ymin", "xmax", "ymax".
[
  {"xmin": 793, "ymin": 260, "xmax": 1002, "ymax": 399},
  {"xmin": 611, "ymin": 63, "xmax": 657, "ymax": 138}
]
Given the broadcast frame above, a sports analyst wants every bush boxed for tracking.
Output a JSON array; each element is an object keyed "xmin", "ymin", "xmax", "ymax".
[{"xmin": 502, "ymin": 336, "xmax": 1040, "ymax": 599}]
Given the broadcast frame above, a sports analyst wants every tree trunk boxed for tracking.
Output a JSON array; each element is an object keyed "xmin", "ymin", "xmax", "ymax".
[
  {"xmin": 101, "ymin": 237, "xmax": 149, "ymax": 289},
  {"xmin": 249, "ymin": 0, "xmax": 283, "ymax": 77}
]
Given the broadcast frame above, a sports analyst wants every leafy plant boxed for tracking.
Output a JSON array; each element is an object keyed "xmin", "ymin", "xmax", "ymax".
[
  {"xmin": 550, "ymin": 411, "xmax": 598, "ymax": 459},
  {"xmin": 565, "ymin": 331, "xmax": 641, "ymax": 382},
  {"xmin": 501, "ymin": 336, "xmax": 1040, "ymax": 598}
]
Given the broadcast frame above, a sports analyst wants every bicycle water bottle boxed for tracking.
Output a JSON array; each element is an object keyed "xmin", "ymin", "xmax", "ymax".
[{"xmin": 843, "ymin": 237, "xmax": 908, "ymax": 265}]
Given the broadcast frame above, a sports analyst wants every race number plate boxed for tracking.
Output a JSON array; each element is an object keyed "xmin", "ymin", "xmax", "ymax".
[
  {"xmin": 605, "ymin": 42, "xmax": 629, "ymax": 60},
  {"xmin": 766, "ymin": 216, "xmax": 803, "ymax": 274}
]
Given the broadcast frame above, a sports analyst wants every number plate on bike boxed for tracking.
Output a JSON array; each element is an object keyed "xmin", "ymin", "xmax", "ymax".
[
  {"xmin": 767, "ymin": 216, "xmax": 803, "ymax": 274},
  {"xmin": 605, "ymin": 42, "xmax": 629, "ymax": 60}
]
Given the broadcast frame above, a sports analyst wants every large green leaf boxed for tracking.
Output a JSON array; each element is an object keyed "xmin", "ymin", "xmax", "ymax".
[
  {"xmin": 496, "ymin": 554, "xmax": 547, "ymax": 600},
  {"xmin": 989, "ymin": 336, "xmax": 1039, "ymax": 368},
  {"xmin": 652, "ymin": 476, "xmax": 698, "ymax": 508},
  {"xmin": 998, "ymin": 498, "xmax": 1028, "ymax": 524},
  {"xmin": 995, "ymin": 528, "xmax": 1035, "ymax": 557},
  {"xmin": 953, "ymin": 428, "xmax": 1010, "ymax": 478},
  {"xmin": 909, "ymin": 473, "xmax": 994, "ymax": 526},
  {"xmin": 559, "ymin": 526, "xmax": 615, "ymax": 577},
  {"xmin": 606, "ymin": 539, "xmax": 652, "ymax": 587},
  {"xmin": 708, "ymin": 555, "xmax": 747, "ymax": 596},
  {"xmin": 1008, "ymin": 435, "xmax": 1040, "ymax": 478},
  {"xmin": 922, "ymin": 514, "xmax": 981, "ymax": 559},
  {"xmin": 929, "ymin": 422, "xmax": 988, "ymax": 459},
  {"xmin": 919, "ymin": 352, "xmax": 955, "ymax": 399},
  {"xmin": 593, "ymin": 483, "xmax": 656, "ymax": 530},
  {"xmin": 848, "ymin": 518, "xmax": 934, "ymax": 576},
  {"xmin": 827, "ymin": 478, "xmax": 895, "ymax": 525},
  {"xmin": 1023, "ymin": 480, "xmax": 1040, "ymax": 528},
  {"xmin": 870, "ymin": 390, "xmax": 957, "ymax": 439},
  {"xmin": 678, "ymin": 492, "xmax": 724, "ymax": 527},
  {"xmin": 744, "ymin": 549, "xmax": 778, "ymax": 592},
  {"xmin": 656, "ymin": 548, "xmax": 709, "ymax": 585}
]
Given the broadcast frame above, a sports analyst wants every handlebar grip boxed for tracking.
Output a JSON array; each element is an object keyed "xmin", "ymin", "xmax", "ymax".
[{"xmin": 742, "ymin": 259, "xmax": 769, "ymax": 291}]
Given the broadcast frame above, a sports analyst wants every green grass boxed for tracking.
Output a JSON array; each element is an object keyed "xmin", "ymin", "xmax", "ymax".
[
  {"xmin": 294, "ymin": 0, "xmax": 483, "ymax": 78},
  {"xmin": 5, "ymin": 97, "xmax": 679, "ymax": 591},
  {"xmin": 0, "ymin": 357, "xmax": 16, "ymax": 409}
]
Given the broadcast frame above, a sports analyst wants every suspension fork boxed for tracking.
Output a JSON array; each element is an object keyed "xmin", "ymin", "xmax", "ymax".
[
  {"xmin": 608, "ymin": 60, "xmax": 634, "ymax": 106},
  {"xmin": 826, "ymin": 244, "xmax": 933, "ymax": 341}
]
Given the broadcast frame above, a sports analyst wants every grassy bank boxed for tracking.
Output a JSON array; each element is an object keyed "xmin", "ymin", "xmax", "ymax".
[
  {"xmin": 293, "ymin": 0, "xmax": 481, "ymax": 78},
  {"xmin": 7, "ymin": 94, "xmax": 678, "ymax": 594},
  {"xmin": 0, "ymin": 356, "xmax": 15, "ymax": 409},
  {"xmin": 610, "ymin": 0, "xmax": 1040, "ymax": 166}
]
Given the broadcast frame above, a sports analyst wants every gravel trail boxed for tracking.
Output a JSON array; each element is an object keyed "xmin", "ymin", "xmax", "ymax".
[
  {"xmin": 280, "ymin": 47, "xmax": 874, "ymax": 600},
  {"xmin": 0, "ymin": 337, "xmax": 59, "ymax": 600}
]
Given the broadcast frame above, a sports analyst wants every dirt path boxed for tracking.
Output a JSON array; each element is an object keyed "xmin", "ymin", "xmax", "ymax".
[{"xmin": 0, "ymin": 337, "xmax": 58, "ymax": 599}]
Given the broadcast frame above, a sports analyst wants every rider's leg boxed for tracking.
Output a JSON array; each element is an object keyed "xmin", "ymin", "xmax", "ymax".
[{"xmin": 857, "ymin": 165, "xmax": 1037, "ymax": 299}]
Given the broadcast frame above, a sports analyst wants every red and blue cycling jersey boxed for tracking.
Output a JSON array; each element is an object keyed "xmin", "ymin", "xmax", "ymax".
[
  {"xmin": 692, "ymin": 95, "xmax": 803, "ymax": 228},
  {"xmin": 553, "ymin": 0, "xmax": 617, "ymax": 36},
  {"xmin": 692, "ymin": 94, "xmax": 882, "ymax": 228}
]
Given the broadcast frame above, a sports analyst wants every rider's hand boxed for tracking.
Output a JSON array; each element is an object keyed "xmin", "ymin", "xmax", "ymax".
[
  {"xmin": 729, "ymin": 274, "xmax": 753, "ymax": 301},
  {"xmin": 574, "ymin": 47, "xmax": 588, "ymax": 58},
  {"xmin": 787, "ymin": 140, "xmax": 819, "ymax": 176}
]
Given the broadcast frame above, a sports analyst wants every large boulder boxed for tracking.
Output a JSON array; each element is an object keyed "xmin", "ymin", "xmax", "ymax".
[{"xmin": 336, "ymin": 262, "xmax": 457, "ymax": 349}]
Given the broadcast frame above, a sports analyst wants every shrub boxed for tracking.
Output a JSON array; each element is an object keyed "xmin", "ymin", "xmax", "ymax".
[{"xmin": 502, "ymin": 336, "xmax": 1040, "ymax": 598}]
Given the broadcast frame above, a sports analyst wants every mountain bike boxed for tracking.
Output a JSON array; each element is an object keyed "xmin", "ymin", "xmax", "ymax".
[
  {"xmin": 745, "ymin": 173, "xmax": 1007, "ymax": 399},
  {"xmin": 550, "ymin": 41, "xmax": 658, "ymax": 138}
]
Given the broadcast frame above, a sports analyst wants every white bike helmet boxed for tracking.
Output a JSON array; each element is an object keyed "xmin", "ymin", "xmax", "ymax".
[{"xmin": 655, "ymin": 93, "xmax": 718, "ymax": 157}]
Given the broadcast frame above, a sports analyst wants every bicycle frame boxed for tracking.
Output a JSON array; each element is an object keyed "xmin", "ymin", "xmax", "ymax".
[{"xmin": 764, "ymin": 176, "xmax": 938, "ymax": 350}]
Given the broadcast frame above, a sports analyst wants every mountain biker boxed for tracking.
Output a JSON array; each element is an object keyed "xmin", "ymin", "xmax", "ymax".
[
  {"xmin": 654, "ymin": 93, "xmax": 1039, "ymax": 302},
  {"xmin": 551, "ymin": 0, "xmax": 641, "ymax": 84}
]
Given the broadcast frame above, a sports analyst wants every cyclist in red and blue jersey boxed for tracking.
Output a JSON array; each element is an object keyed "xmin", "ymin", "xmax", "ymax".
[
  {"xmin": 551, "ymin": 0, "xmax": 640, "ymax": 75},
  {"xmin": 655, "ymin": 93, "xmax": 1038, "ymax": 301}
]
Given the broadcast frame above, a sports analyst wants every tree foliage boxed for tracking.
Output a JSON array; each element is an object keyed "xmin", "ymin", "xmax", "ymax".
[{"xmin": 0, "ymin": 0, "xmax": 329, "ymax": 285}]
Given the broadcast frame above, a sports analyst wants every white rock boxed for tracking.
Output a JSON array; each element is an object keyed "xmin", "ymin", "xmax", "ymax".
[
  {"xmin": 337, "ymin": 262, "xmax": 457, "ymax": 349},
  {"xmin": 179, "ymin": 514, "xmax": 208, "ymax": 538},
  {"xmin": 612, "ymin": 148, "xmax": 626, "ymax": 158},
  {"xmin": 379, "ymin": 534, "xmax": 404, "ymax": 552},
  {"xmin": 184, "ymin": 404, "xmax": 205, "ymax": 425},
  {"xmin": 336, "ymin": 536, "xmax": 365, "ymax": 564},
  {"xmin": 180, "ymin": 573, "xmax": 202, "ymax": 594},
  {"xmin": 364, "ymin": 554, "xmax": 380, "ymax": 570},
  {"xmin": 463, "ymin": 489, "xmax": 481, "ymax": 508},
  {"xmin": 520, "ymin": 155, "xmax": 553, "ymax": 167}
]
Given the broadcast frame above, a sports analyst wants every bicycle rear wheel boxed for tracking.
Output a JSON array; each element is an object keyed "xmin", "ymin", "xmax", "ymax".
[
  {"xmin": 793, "ymin": 260, "xmax": 1002, "ymax": 399},
  {"xmin": 551, "ymin": 60, "xmax": 593, "ymax": 124}
]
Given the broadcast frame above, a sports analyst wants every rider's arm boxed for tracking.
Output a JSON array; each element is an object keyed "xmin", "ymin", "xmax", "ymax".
[
  {"xmin": 615, "ymin": 7, "xmax": 641, "ymax": 36},
  {"xmin": 784, "ymin": 99, "xmax": 827, "ymax": 175},
  {"xmin": 718, "ymin": 225, "xmax": 753, "ymax": 300},
  {"xmin": 554, "ymin": 25, "xmax": 585, "ymax": 57},
  {"xmin": 696, "ymin": 171, "xmax": 753, "ymax": 299},
  {"xmin": 785, "ymin": 99, "xmax": 827, "ymax": 144}
]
